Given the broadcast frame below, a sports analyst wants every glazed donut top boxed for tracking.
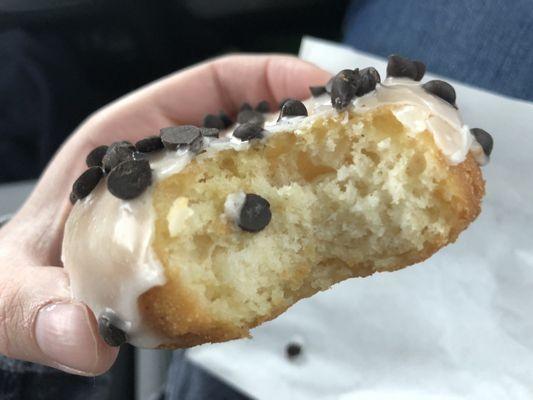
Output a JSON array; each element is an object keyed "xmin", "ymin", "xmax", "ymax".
[{"xmin": 62, "ymin": 55, "xmax": 493, "ymax": 347}]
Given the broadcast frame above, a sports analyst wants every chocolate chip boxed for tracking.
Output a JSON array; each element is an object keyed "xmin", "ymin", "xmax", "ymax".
[
  {"xmin": 240, "ymin": 102, "xmax": 252, "ymax": 112},
  {"xmin": 386, "ymin": 54, "xmax": 418, "ymax": 80},
  {"xmin": 357, "ymin": 67, "xmax": 381, "ymax": 96},
  {"xmin": 200, "ymin": 127, "xmax": 220, "ymax": 138},
  {"xmin": 135, "ymin": 136, "xmax": 163, "ymax": 153},
  {"xmin": 219, "ymin": 111, "xmax": 233, "ymax": 128},
  {"xmin": 69, "ymin": 191, "xmax": 78, "ymax": 204},
  {"xmin": 132, "ymin": 151, "xmax": 147, "ymax": 161},
  {"xmin": 470, "ymin": 128, "xmax": 494, "ymax": 156},
  {"xmin": 189, "ymin": 136, "xmax": 204, "ymax": 154},
  {"xmin": 286, "ymin": 343, "xmax": 302, "ymax": 359},
  {"xmin": 107, "ymin": 159, "xmax": 152, "ymax": 200},
  {"xmin": 237, "ymin": 109, "xmax": 265, "ymax": 126},
  {"xmin": 325, "ymin": 77, "xmax": 333, "ymax": 93},
  {"xmin": 309, "ymin": 85, "xmax": 327, "ymax": 97},
  {"xmin": 330, "ymin": 69, "xmax": 360, "ymax": 110},
  {"xmin": 238, "ymin": 193, "xmax": 271, "ymax": 232},
  {"xmin": 422, "ymin": 80, "xmax": 456, "ymax": 106},
  {"xmin": 86, "ymin": 145, "xmax": 108, "ymax": 168},
  {"xmin": 160, "ymin": 126, "xmax": 202, "ymax": 150},
  {"xmin": 278, "ymin": 99, "xmax": 308, "ymax": 120},
  {"xmin": 255, "ymin": 100, "xmax": 271, "ymax": 113},
  {"xmin": 279, "ymin": 98, "xmax": 290, "ymax": 110},
  {"xmin": 98, "ymin": 311, "xmax": 127, "ymax": 347},
  {"xmin": 413, "ymin": 60, "xmax": 426, "ymax": 81},
  {"xmin": 72, "ymin": 166, "xmax": 104, "ymax": 200},
  {"xmin": 102, "ymin": 141, "xmax": 135, "ymax": 172},
  {"xmin": 233, "ymin": 123, "xmax": 265, "ymax": 141},
  {"xmin": 203, "ymin": 114, "xmax": 225, "ymax": 130}
]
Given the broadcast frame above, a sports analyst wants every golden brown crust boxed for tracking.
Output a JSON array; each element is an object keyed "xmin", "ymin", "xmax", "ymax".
[
  {"xmin": 383, "ymin": 153, "xmax": 484, "ymax": 273},
  {"xmin": 139, "ymin": 276, "xmax": 250, "ymax": 348},
  {"xmin": 139, "ymin": 108, "xmax": 485, "ymax": 349}
]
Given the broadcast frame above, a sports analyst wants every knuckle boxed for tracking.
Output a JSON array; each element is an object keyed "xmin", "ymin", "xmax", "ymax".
[
  {"xmin": 212, "ymin": 52, "xmax": 246, "ymax": 66},
  {"xmin": 0, "ymin": 278, "xmax": 29, "ymax": 357}
]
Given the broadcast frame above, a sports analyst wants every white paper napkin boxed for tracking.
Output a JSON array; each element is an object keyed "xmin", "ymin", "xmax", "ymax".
[{"xmin": 187, "ymin": 37, "xmax": 533, "ymax": 400}]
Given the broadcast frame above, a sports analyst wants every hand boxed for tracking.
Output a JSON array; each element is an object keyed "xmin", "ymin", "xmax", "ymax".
[{"xmin": 0, "ymin": 54, "xmax": 330, "ymax": 375}]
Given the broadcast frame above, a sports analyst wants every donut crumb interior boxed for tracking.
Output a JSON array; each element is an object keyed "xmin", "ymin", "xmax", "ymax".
[{"xmin": 146, "ymin": 107, "xmax": 483, "ymax": 342}]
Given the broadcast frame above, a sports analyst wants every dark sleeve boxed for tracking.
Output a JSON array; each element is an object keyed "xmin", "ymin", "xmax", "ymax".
[
  {"xmin": 343, "ymin": 0, "xmax": 533, "ymax": 101},
  {"xmin": 0, "ymin": 29, "xmax": 99, "ymax": 183},
  {"xmin": 0, "ymin": 355, "xmax": 111, "ymax": 400}
]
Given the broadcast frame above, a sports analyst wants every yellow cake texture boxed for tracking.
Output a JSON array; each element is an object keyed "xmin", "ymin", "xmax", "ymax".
[{"xmin": 139, "ymin": 105, "xmax": 484, "ymax": 347}]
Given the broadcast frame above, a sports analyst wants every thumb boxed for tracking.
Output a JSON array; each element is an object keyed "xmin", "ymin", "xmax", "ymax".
[{"xmin": 0, "ymin": 265, "xmax": 118, "ymax": 375}]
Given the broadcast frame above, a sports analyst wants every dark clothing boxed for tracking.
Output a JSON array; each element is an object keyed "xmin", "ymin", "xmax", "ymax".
[
  {"xmin": 0, "ymin": 355, "xmax": 111, "ymax": 400},
  {"xmin": 163, "ymin": 351, "xmax": 249, "ymax": 400}
]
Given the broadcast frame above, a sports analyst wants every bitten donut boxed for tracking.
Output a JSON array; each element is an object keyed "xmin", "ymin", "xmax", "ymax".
[{"xmin": 62, "ymin": 55, "xmax": 492, "ymax": 348}]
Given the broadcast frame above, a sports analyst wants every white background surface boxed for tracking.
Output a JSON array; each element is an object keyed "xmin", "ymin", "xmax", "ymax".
[{"xmin": 187, "ymin": 37, "xmax": 533, "ymax": 400}]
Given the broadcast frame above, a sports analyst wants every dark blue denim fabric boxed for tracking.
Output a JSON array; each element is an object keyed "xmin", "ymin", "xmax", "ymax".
[{"xmin": 343, "ymin": 0, "xmax": 533, "ymax": 101}]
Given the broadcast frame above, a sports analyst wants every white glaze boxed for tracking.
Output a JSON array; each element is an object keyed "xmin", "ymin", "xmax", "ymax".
[
  {"xmin": 167, "ymin": 197, "xmax": 194, "ymax": 237},
  {"xmin": 62, "ymin": 183, "xmax": 167, "ymax": 347},
  {"xmin": 223, "ymin": 191, "xmax": 246, "ymax": 225},
  {"xmin": 61, "ymin": 77, "xmax": 487, "ymax": 348},
  {"xmin": 469, "ymin": 140, "xmax": 489, "ymax": 165}
]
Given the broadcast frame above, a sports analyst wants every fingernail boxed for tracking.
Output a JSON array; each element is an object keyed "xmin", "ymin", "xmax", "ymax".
[{"xmin": 35, "ymin": 302, "xmax": 100, "ymax": 373}]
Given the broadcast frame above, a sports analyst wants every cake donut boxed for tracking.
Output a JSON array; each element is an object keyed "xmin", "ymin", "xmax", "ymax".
[{"xmin": 62, "ymin": 55, "xmax": 492, "ymax": 348}]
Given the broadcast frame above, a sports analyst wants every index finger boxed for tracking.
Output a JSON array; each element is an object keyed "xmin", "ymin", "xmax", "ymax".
[
  {"xmin": 25, "ymin": 54, "xmax": 331, "ymax": 247},
  {"xmin": 154, "ymin": 54, "xmax": 332, "ymax": 122},
  {"xmin": 83, "ymin": 54, "xmax": 331, "ymax": 146}
]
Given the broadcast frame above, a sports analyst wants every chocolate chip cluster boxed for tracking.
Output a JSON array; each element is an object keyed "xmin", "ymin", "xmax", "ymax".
[
  {"xmin": 232, "ymin": 99, "xmax": 310, "ymax": 140},
  {"xmin": 309, "ymin": 54, "xmax": 454, "ymax": 109},
  {"xmin": 70, "ymin": 125, "xmax": 221, "ymax": 203},
  {"xmin": 308, "ymin": 67, "xmax": 381, "ymax": 110},
  {"xmin": 70, "ymin": 99, "xmax": 305, "ymax": 203},
  {"xmin": 70, "ymin": 54, "xmax": 493, "ymax": 206},
  {"xmin": 307, "ymin": 54, "xmax": 493, "ymax": 159}
]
